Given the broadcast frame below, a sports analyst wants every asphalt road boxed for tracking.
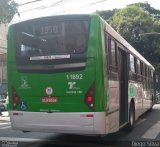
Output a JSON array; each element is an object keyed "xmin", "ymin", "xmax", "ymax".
[{"xmin": 0, "ymin": 104, "xmax": 160, "ymax": 147}]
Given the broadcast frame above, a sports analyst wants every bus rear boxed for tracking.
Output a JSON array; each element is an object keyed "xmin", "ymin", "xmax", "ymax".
[{"xmin": 7, "ymin": 15, "xmax": 106, "ymax": 134}]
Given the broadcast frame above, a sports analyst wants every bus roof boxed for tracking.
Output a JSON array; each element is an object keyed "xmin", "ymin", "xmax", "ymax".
[{"xmin": 10, "ymin": 14, "xmax": 90, "ymax": 25}]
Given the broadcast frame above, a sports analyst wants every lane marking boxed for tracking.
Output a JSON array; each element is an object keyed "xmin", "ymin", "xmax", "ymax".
[
  {"xmin": 0, "ymin": 122, "xmax": 11, "ymax": 129},
  {"xmin": 0, "ymin": 124, "xmax": 11, "ymax": 129},
  {"xmin": 0, "ymin": 122, "xmax": 10, "ymax": 125},
  {"xmin": 0, "ymin": 126, "xmax": 11, "ymax": 130},
  {"xmin": 134, "ymin": 118, "xmax": 146, "ymax": 127},
  {"xmin": 0, "ymin": 137, "xmax": 50, "ymax": 142},
  {"xmin": 142, "ymin": 121, "xmax": 160, "ymax": 139}
]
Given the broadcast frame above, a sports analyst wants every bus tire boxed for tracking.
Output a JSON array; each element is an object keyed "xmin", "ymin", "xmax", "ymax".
[
  {"xmin": 127, "ymin": 102, "xmax": 135, "ymax": 131},
  {"xmin": 23, "ymin": 130, "xmax": 30, "ymax": 133},
  {"xmin": 149, "ymin": 96, "xmax": 154, "ymax": 112}
]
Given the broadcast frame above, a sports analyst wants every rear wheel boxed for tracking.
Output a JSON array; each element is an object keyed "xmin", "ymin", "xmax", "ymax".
[
  {"xmin": 149, "ymin": 96, "xmax": 154, "ymax": 112},
  {"xmin": 127, "ymin": 102, "xmax": 135, "ymax": 131}
]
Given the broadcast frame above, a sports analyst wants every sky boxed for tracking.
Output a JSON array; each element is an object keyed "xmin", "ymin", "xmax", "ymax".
[{"xmin": 12, "ymin": 0, "xmax": 160, "ymax": 23}]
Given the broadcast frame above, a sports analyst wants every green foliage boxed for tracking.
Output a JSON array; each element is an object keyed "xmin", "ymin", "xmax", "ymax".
[
  {"xmin": 98, "ymin": 3, "xmax": 160, "ymax": 72},
  {"xmin": 0, "ymin": 0, "xmax": 18, "ymax": 23},
  {"xmin": 97, "ymin": 9, "xmax": 118, "ymax": 23},
  {"xmin": 129, "ymin": 2, "xmax": 160, "ymax": 17},
  {"xmin": 110, "ymin": 5, "xmax": 153, "ymax": 41}
]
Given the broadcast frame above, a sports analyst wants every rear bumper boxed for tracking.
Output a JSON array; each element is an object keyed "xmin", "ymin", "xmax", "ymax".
[{"xmin": 10, "ymin": 111, "xmax": 106, "ymax": 135}]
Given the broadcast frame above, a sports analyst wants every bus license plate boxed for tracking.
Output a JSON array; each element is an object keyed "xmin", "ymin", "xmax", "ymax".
[{"xmin": 42, "ymin": 96, "xmax": 58, "ymax": 103}]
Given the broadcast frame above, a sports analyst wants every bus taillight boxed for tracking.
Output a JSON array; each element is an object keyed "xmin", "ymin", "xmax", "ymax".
[
  {"xmin": 85, "ymin": 83, "xmax": 95, "ymax": 111},
  {"xmin": 86, "ymin": 96, "xmax": 93, "ymax": 102},
  {"xmin": 12, "ymin": 88, "xmax": 20, "ymax": 109}
]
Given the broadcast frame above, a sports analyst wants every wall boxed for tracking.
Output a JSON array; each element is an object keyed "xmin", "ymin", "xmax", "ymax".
[{"xmin": 0, "ymin": 24, "xmax": 8, "ymax": 94}]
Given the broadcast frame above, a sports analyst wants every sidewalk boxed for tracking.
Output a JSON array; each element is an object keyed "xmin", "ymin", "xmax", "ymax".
[{"xmin": 0, "ymin": 111, "xmax": 10, "ymax": 122}]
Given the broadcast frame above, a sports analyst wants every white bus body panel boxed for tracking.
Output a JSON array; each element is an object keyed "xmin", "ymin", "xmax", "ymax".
[
  {"xmin": 128, "ymin": 81, "xmax": 153, "ymax": 121},
  {"xmin": 10, "ymin": 111, "xmax": 106, "ymax": 135},
  {"xmin": 106, "ymin": 110, "xmax": 119, "ymax": 133}
]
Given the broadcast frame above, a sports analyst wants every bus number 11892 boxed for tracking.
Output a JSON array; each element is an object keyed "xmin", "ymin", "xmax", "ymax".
[{"xmin": 66, "ymin": 74, "xmax": 83, "ymax": 80}]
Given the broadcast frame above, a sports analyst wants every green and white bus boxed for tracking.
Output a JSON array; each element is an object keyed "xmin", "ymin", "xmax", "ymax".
[{"xmin": 7, "ymin": 14, "xmax": 155, "ymax": 135}]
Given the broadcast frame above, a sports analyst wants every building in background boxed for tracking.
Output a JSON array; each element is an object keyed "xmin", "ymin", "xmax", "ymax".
[{"xmin": 0, "ymin": 24, "xmax": 8, "ymax": 99}]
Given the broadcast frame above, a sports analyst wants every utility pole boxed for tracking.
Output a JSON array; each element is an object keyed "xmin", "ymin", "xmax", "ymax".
[
  {"xmin": 133, "ymin": 32, "xmax": 160, "ymax": 42},
  {"xmin": 140, "ymin": 32, "xmax": 160, "ymax": 36}
]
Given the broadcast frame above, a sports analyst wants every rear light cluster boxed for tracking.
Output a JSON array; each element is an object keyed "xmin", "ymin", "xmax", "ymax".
[
  {"xmin": 85, "ymin": 83, "xmax": 95, "ymax": 111},
  {"xmin": 12, "ymin": 88, "xmax": 20, "ymax": 109}
]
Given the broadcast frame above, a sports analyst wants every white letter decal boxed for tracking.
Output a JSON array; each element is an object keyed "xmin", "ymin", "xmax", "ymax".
[{"xmin": 68, "ymin": 82, "xmax": 76, "ymax": 89}]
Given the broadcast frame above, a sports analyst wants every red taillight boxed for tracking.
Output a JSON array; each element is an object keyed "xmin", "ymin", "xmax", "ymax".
[
  {"xmin": 12, "ymin": 88, "xmax": 20, "ymax": 109},
  {"xmin": 85, "ymin": 83, "xmax": 95, "ymax": 111},
  {"xmin": 86, "ymin": 96, "xmax": 93, "ymax": 102}
]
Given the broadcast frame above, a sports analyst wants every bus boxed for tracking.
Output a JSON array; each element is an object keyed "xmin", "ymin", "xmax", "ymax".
[{"xmin": 7, "ymin": 14, "xmax": 155, "ymax": 135}]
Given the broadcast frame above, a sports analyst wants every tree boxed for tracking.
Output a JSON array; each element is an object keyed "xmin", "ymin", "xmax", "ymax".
[
  {"xmin": 98, "ymin": 3, "xmax": 160, "ymax": 71},
  {"xmin": 0, "ymin": 0, "xmax": 18, "ymax": 23},
  {"xmin": 129, "ymin": 2, "xmax": 160, "ymax": 19},
  {"xmin": 109, "ymin": 5, "xmax": 155, "ymax": 60},
  {"xmin": 97, "ymin": 9, "xmax": 118, "ymax": 23},
  {"xmin": 110, "ymin": 5, "xmax": 153, "ymax": 43}
]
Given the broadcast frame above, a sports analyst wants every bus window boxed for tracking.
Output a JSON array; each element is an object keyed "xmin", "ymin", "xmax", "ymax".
[
  {"xmin": 134, "ymin": 57, "xmax": 137, "ymax": 73},
  {"xmin": 104, "ymin": 33, "xmax": 109, "ymax": 73},
  {"xmin": 130, "ymin": 54, "xmax": 135, "ymax": 72},
  {"xmin": 111, "ymin": 40, "xmax": 116, "ymax": 66},
  {"xmin": 145, "ymin": 66, "xmax": 148, "ymax": 77},
  {"xmin": 148, "ymin": 68, "xmax": 151, "ymax": 78},
  {"xmin": 15, "ymin": 19, "xmax": 90, "ymax": 72},
  {"xmin": 108, "ymin": 38, "xmax": 117, "ymax": 67},
  {"xmin": 146, "ymin": 67, "xmax": 149, "ymax": 89},
  {"xmin": 140, "ymin": 61, "xmax": 143, "ymax": 75},
  {"xmin": 137, "ymin": 59, "xmax": 141, "ymax": 75},
  {"xmin": 104, "ymin": 33, "xmax": 108, "ymax": 55},
  {"xmin": 151, "ymin": 70, "xmax": 153, "ymax": 78},
  {"xmin": 16, "ymin": 20, "xmax": 89, "ymax": 57}
]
